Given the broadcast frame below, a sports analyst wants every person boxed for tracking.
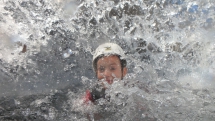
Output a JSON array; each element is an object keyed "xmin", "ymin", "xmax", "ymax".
[{"xmin": 84, "ymin": 43, "xmax": 128, "ymax": 103}]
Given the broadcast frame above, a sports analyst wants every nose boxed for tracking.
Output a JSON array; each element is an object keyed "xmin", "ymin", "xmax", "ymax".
[
  {"xmin": 104, "ymin": 69, "xmax": 111, "ymax": 77},
  {"xmin": 103, "ymin": 69, "xmax": 113, "ymax": 84}
]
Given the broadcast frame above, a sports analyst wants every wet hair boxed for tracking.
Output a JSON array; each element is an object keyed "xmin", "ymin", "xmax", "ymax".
[{"xmin": 93, "ymin": 54, "xmax": 127, "ymax": 76}]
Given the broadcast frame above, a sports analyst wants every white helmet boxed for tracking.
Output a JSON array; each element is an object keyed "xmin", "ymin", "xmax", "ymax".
[{"xmin": 92, "ymin": 43, "xmax": 126, "ymax": 71}]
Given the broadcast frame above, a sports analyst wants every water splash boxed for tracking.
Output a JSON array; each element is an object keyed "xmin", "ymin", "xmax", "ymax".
[{"xmin": 0, "ymin": 0, "xmax": 215, "ymax": 120}]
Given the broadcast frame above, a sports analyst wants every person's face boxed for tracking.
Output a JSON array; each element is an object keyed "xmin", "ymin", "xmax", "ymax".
[{"xmin": 96, "ymin": 55, "xmax": 127, "ymax": 84}]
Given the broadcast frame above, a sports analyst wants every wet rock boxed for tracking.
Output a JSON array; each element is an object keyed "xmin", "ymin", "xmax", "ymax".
[
  {"xmin": 112, "ymin": 0, "xmax": 120, "ymax": 4},
  {"xmin": 0, "ymin": 98, "xmax": 17, "ymax": 111},
  {"xmin": 147, "ymin": 43, "xmax": 161, "ymax": 52},
  {"xmin": 109, "ymin": 7, "xmax": 122, "ymax": 18},
  {"xmin": 124, "ymin": 20, "xmax": 131, "ymax": 32},
  {"xmin": 109, "ymin": 3, "xmax": 143, "ymax": 19},
  {"xmin": 49, "ymin": 92, "xmax": 68, "ymax": 110},
  {"xmin": 44, "ymin": 9, "xmax": 55, "ymax": 16},
  {"xmin": 136, "ymin": 48, "xmax": 147, "ymax": 54},
  {"xmin": 0, "ymin": 15, "xmax": 5, "ymax": 23},
  {"xmin": 203, "ymin": 18, "xmax": 214, "ymax": 30},
  {"xmin": 138, "ymin": 41, "xmax": 147, "ymax": 47},
  {"xmin": 127, "ymin": 5, "xmax": 143, "ymax": 16},
  {"xmin": 172, "ymin": 42, "xmax": 182, "ymax": 52},
  {"xmin": 121, "ymin": 94, "xmax": 158, "ymax": 121},
  {"xmin": 20, "ymin": 1, "xmax": 38, "ymax": 9},
  {"xmin": 89, "ymin": 17, "xmax": 97, "ymax": 25},
  {"xmin": 178, "ymin": 20, "xmax": 192, "ymax": 29},
  {"xmin": 0, "ymin": 106, "xmax": 5, "ymax": 116},
  {"xmin": 0, "ymin": 94, "xmax": 54, "ymax": 120},
  {"xmin": 21, "ymin": 44, "xmax": 27, "ymax": 53}
]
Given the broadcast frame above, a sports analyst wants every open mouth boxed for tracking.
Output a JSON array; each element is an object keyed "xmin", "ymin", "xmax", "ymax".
[{"xmin": 106, "ymin": 79, "xmax": 113, "ymax": 84}]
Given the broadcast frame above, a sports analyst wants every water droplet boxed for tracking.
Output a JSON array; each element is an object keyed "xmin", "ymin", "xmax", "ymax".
[
  {"xmin": 142, "ymin": 114, "xmax": 146, "ymax": 118},
  {"xmin": 63, "ymin": 49, "xmax": 77, "ymax": 58},
  {"xmin": 76, "ymin": 42, "xmax": 80, "ymax": 48},
  {"xmin": 35, "ymin": 70, "xmax": 40, "ymax": 74},
  {"xmin": 63, "ymin": 53, "xmax": 70, "ymax": 58},
  {"xmin": 68, "ymin": 49, "xmax": 73, "ymax": 54},
  {"xmin": 59, "ymin": 47, "xmax": 62, "ymax": 51}
]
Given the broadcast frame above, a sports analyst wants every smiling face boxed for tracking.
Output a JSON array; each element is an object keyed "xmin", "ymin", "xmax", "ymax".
[{"xmin": 96, "ymin": 55, "xmax": 127, "ymax": 84}]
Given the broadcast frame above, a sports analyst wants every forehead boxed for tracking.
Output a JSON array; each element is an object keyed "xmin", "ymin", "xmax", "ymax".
[{"xmin": 97, "ymin": 55, "xmax": 121, "ymax": 65}]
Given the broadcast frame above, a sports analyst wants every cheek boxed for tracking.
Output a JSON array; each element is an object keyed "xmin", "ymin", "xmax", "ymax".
[
  {"xmin": 97, "ymin": 71, "xmax": 103, "ymax": 79},
  {"xmin": 113, "ymin": 69, "xmax": 122, "ymax": 78}
]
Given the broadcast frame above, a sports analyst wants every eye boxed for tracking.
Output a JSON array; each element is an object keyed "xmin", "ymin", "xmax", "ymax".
[
  {"xmin": 110, "ymin": 67, "xmax": 116, "ymax": 71},
  {"xmin": 98, "ymin": 66, "xmax": 105, "ymax": 72}
]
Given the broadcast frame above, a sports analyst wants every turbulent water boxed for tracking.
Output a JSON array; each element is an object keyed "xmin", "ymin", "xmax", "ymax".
[{"xmin": 0, "ymin": 0, "xmax": 215, "ymax": 120}]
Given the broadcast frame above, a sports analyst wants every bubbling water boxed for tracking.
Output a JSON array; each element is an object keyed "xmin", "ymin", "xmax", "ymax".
[{"xmin": 0, "ymin": 0, "xmax": 215, "ymax": 120}]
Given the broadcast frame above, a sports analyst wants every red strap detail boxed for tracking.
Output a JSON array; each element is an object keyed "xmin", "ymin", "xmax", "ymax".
[{"xmin": 84, "ymin": 90, "xmax": 93, "ymax": 103}]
